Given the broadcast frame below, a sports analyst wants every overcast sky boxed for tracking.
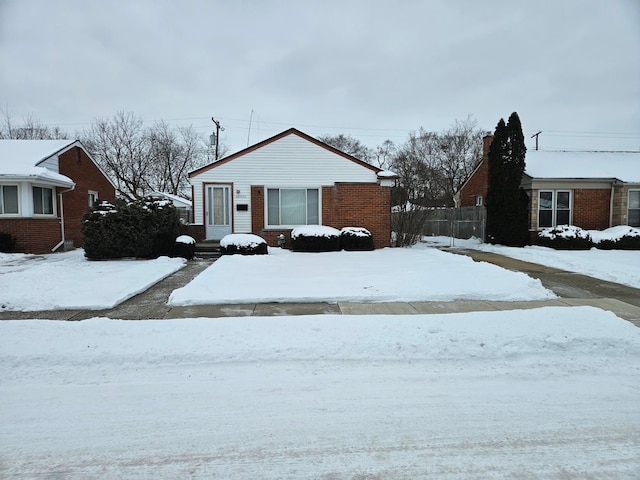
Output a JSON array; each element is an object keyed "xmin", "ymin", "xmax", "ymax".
[{"xmin": 1, "ymin": 0, "xmax": 639, "ymax": 153}]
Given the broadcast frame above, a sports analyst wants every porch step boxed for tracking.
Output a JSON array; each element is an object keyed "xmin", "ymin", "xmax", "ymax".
[{"xmin": 194, "ymin": 241, "xmax": 222, "ymax": 259}]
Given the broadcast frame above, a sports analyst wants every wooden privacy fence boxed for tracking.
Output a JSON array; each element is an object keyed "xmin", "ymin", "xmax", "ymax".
[{"xmin": 420, "ymin": 206, "xmax": 486, "ymax": 241}]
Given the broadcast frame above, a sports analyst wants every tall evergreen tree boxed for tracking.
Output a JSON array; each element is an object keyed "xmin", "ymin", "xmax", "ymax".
[{"xmin": 485, "ymin": 112, "xmax": 529, "ymax": 246}]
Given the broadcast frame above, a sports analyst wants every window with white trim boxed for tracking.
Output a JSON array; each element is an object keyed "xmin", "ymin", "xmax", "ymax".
[
  {"xmin": 629, "ymin": 190, "xmax": 640, "ymax": 227},
  {"xmin": 267, "ymin": 188, "xmax": 319, "ymax": 226},
  {"xmin": 33, "ymin": 186, "xmax": 54, "ymax": 215},
  {"xmin": 538, "ymin": 190, "xmax": 571, "ymax": 228},
  {"xmin": 88, "ymin": 191, "xmax": 99, "ymax": 207},
  {"xmin": 0, "ymin": 185, "xmax": 19, "ymax": 214}
]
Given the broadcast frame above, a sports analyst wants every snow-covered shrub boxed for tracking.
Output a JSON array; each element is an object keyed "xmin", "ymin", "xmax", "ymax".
[
  {"xmin": 291, "ymin": 226, "xmax": 341, "ymax": 252},
  {"xmin": 593, "ymin": 226, "xmax": 640, "ymax": 250},
  {"xmin": 82, "ymin": 197, "xmax": 180, "ymax": 260},
  {"xmin": 0, "ymin": 233, "xmax": 16, "ymax": 253},
  {"xmin": 220, "ymin": 233, "xmax": 267, "ymax": 255},
  {"xmin": 340, "ymin": 227, "xmax": 374, "ymax": 251},
  {"xmin": 536, "ymin": 225, "xmax": 592, "ymax": 250},
  {"xmin": 172, "ymin": 235, "xmax": 196, "ymax": 259}
]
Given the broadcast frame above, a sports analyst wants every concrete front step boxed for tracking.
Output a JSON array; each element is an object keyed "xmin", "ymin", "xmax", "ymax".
[{"xmin": 194, "ymin": 242, "xmax": 221, "ymax": 259}]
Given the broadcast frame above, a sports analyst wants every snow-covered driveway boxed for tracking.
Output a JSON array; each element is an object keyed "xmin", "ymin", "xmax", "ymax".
[{"xmin": 2, "ymin": 308, "xmax": 639, "ymax": 479}]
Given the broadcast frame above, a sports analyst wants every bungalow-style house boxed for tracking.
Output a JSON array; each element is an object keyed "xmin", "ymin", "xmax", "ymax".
[
  {"xmin": 149, "ymin": 191, "xmax": 193, "ymax": 223},
  {"xmin": 187, "ymin": 128, "xmax": 398, "ymax": 249},
  {"xmin": 0, "ymin": 140, "xmax": 116, "ymax": 253},
  {"xmin": 457, "ymin": 135, "xmax": 640, "ymax": 240}
]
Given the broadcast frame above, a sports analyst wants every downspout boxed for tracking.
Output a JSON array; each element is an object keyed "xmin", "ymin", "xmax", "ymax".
[
  {"xmin": 609, "ymin": 182, "xmax": 615, "ymax": 228},
  {"xmin": 52, "ymin": 185, "xmax": 76, "ymax": 252}
]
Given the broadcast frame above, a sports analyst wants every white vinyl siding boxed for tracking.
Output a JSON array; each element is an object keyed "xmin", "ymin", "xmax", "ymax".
[{"xmin": 190, "ymin": 134, "xmax": 378, "ymax": 232}]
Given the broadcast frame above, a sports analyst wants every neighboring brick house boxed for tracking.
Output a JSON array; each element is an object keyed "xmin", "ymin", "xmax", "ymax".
[
  {"xmin": 188, "ymin": 128, "xmax": 398, "ymax": 249},
  {"xmin": 0, "ymin": 140, "xmax": 116, "ymax": 253},
  {"xmin": 457, "ymin": 135, "xmax": 640, "ymax": 240}
]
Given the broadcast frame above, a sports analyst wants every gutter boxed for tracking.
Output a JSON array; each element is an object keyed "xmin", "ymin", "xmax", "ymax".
[{"xmin": 52, "ymin": 185, "xmax": 76, "ymax": 252}]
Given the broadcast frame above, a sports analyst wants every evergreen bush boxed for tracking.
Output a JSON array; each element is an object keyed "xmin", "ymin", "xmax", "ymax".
[
  {"xmin": 172, "ymin": 235, "xmax": 196, "ymax": 259},
  {"xmin": 82, "ymin": 197, "xmax": 180, "ymax": 260},
  {"xmin": 340, "ymin": 227, "xmax": 374, "ymax": 251},
  {"xmin": 291, "ymin": 226, "xmax": 341, "ymax": 252},
  {"xmin": 536, "ymin": 225, "xmax": 593, "ymax": 250},
  {"xmin": 220, "ymin": 233, "xmax": 268, "ymax": 255},
  {"xmin": 0, "ymin": 232, "xmax": 16, "ymax": 253},
  {"xmin": 596, "ymin": 235, "xmax": 640, "ymax": 250}
]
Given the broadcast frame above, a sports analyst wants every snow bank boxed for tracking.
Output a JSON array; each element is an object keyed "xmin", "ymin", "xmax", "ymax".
[
  {"xmin": 2, "ymin": 307, "xmax": 639, "ymax": 381},
  {"xmin": 220, "ymin": 233, "xmax": 266, "ymax": 248}
]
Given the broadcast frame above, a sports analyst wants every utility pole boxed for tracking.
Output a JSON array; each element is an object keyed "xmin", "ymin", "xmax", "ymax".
[
  {"xmin": 531, "ymin": 131, "xmax": 542, "ymax": 150},
  {"xmin": 211, "ymin": 117, "xmax": 224, "ymax": 160}
]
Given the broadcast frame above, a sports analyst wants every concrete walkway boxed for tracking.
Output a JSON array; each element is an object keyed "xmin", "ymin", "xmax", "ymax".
[{"xmin": 2, "ymin": 250, "xmax": 639, "ymax": 326}]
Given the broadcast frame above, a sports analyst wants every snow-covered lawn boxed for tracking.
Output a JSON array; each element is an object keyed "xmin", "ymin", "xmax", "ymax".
[
  {"xmin": 422, "ymin": 236, "xmax": 640, "ymax": 289},
  {"xmin": 1, "ymin": 243, "xmax": 639, "ymax": 478},
  {"xmin": 169, "ymin": 245, "xmax": 555, "ymax": 306},
  {"xmin": 0, "ymin": 249, "xmax": 185, "ymax": 311},
  {"xmin": 1, "ymin": 308, "xmax": 639, "ymax": 479}
]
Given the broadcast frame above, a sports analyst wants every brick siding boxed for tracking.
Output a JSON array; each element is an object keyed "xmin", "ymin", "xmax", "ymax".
[
  {"xmin": 572, "ymin": 188, "xmax": 611, "ymax": 230},
  {"xmin": 0, "ymin": 218, "xmax": 62, "ymax": 253},
  {"xmin": 58, "ymin": 146, "xmax": 116, "ymax": 248},
  {"xmin": 458, "ymin": 135, "xmax": 492, "ymax": 207},
  {"xmin": 251, "ymin": 183, "xmax": 392, "ymax": 249}
]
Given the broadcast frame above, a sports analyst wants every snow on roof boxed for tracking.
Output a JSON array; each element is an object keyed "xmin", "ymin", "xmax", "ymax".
[
  {"xmin": 377, "ymin": 170, "xmax": 398, "ymax": 178},
  {"xmin": 0, "ymin": 139, "xmax": 76, "ymax": 186},
  {"xmin": 150, "ymin": 191, "xmax": 192, "ymax": 207},
  {"xmin": 524, "ymin": 150, "xmax": 640, "ymax": 182}
]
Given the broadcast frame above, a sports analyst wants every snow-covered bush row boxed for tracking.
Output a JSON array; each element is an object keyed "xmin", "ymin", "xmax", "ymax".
[
  {"xmin": 537, "ymin": 225, "xmax": 640, "ymax": 250},
  {"xmin": 340, "ymin": 227, "xmax": 374, "ymax": 251},
  {"xmin": 220, "ymin": 233, "xmax": 268, "ymax": 255},
  {"xmin": 290, "ymin": 226, "xmax": 374, "ymax": 252},
  {"xmin": 291, "ymin": 226, "xmax": 341, "ymax": 252}
]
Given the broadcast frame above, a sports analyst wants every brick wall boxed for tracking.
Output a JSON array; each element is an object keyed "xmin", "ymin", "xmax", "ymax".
[
  {"xmin": 458, "ymin": 135, "xmax": 492, "ymax": 207},
  {"xmin": 58, "ymin": 146, "xmax": 116, "ymax": 248},
  {"xmin": 573, "ymin": 188, "xmax": 611, "ymax": 230},
  {"xmin": 0, "ymin": 218, "xmax": 62, "ymax": 253},
  {"xmin": 250, "ymin": 183, "xmax": 392, "ymax": 249}
]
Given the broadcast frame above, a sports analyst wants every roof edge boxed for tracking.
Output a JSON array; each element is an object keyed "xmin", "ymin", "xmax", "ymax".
[{"xmin": 189, "ymin": 127, "xmax": 382, "ymax": 177}]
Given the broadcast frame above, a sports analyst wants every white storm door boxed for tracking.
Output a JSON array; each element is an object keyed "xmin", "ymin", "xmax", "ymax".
[{"xmin": 205, "ymin": 185, "xmax": 232, "ymax": 240}]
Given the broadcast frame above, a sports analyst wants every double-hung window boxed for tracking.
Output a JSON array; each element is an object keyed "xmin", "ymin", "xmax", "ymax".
[
  {"xmin": 267, "ymin": 188, "xmax": 319, "ymax": 226},
  {"xmin": 0, "ymin": 185, "xmax": 19, "ymax": 214},
  {"xmin": 629, "ymin": 190, "xmax": 640, "ymax": 227},
  {"xmin": 33, "ymin": 186, "xmax": 54, "ymax": 215},
  {"xmin": 538, "ymin": 190, "xmax": 571, "ymax": 228}
]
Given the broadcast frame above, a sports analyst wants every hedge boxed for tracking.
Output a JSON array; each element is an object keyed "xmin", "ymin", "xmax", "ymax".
[{"xmin": 82, "ymin": 197, "xmax": 180, "ymax": 260}]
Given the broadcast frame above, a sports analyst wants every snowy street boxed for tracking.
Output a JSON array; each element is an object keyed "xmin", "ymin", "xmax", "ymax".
[{"xmin": 2, "ymin": 310, "xmax": 639, "ymax": 479}]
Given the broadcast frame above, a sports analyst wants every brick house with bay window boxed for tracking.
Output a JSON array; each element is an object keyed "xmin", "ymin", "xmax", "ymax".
[
  {"xmin": 457, "ymin": 135, "xmax": 640, "ymax": 241},
  {"xmin": 187, "ymin": 128, "xmax": 397, "ymax": 249},
  {"xmin": 0, "ymin": 140, "xmax": 116, "ymax": 253}
]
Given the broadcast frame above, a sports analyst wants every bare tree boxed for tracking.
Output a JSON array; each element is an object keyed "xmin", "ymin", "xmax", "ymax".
[
  {"xmin": 0, "ymin": 107, "xmax": 68, "ymax": 140},
  {"xmin": 147, "ymin": 121, "xmax": 207, "ymax": 196},
  {"xmin": 389, "ymin": 117, "xmax": 485, "ymax": 246},
  {"xmin": 82, "ymin": 111, "xmax": 153, "ymax": 199},
  {"xmin": 373, "ymin": 139, "xmax": 396, "ymax": 170},
  {"xmin": 317, "ymin": 133, "xmax": 374, "ymax": 163}
]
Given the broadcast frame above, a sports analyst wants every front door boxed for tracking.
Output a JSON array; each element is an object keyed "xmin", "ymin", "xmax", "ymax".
[{"xmin": 205, "ymin": 184, "xmax": 232, "ymax": 240}]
